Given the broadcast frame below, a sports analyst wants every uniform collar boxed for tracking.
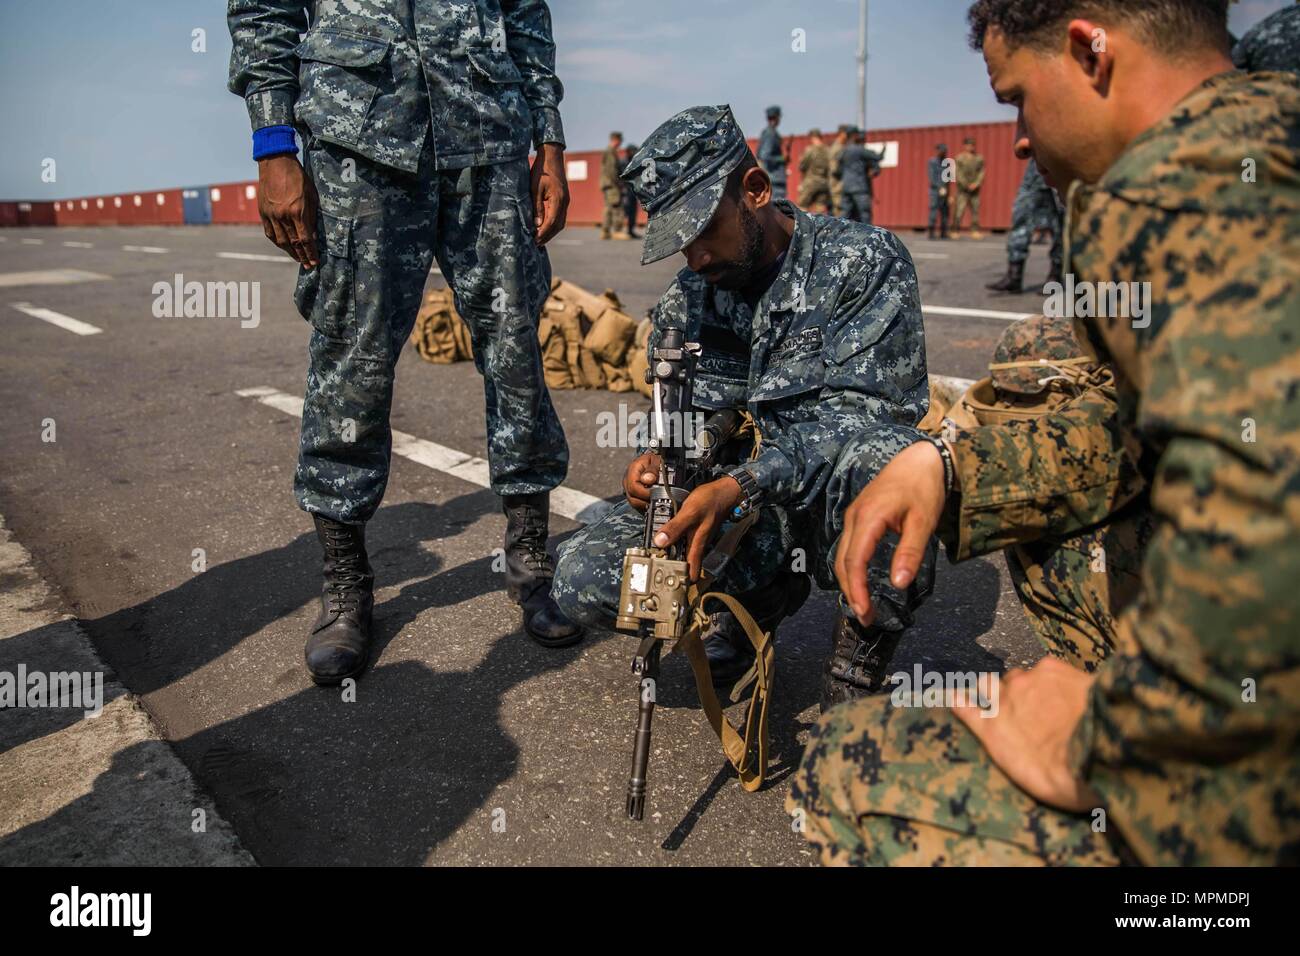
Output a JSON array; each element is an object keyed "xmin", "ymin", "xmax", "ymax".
[{"xmin": 762, "ymin": 199, "xmax": 813, "ymax": 314}]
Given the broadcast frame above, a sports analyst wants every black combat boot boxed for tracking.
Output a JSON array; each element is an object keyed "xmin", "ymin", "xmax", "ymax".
[
  {"xmin": 502, "ymin": 492, "xmax": 584, "ymax": 648},
  {"xmin": 703, "ymin": 572, "xmax": 812, "ymax": 695},
  {"xmin": 305, "ymin": 515, "xmax": 375, "ymax": 686},
  {"xmin": 820, "ymin": 611, "xmax": 903, "ymax": 712},
  {"xmin": 986, "ymin": 260, "xmax": 1025, "ymax": 294}
]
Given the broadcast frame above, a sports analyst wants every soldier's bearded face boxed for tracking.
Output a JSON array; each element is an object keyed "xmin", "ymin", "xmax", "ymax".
[
  {"xmin": 983, "ymin": 25, "xmax": 1112, "ymax": 192},
  {"xmin": 684, "ymin": 193, "xmax": 765, "ymax": 290}
]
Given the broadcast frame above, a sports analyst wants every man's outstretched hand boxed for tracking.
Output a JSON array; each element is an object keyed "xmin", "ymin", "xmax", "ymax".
[
  {"xmin": 531, "ymin": 143, "xmax": 569, "ymax": 246},
  {"xmin": 650, "ymin": 477, "xmax": 744, "ymax": 582},
  {"xmin": 834, "ymin": 440, "xmax": 946, "ymax": 627},
  {"xmin": 950, "ymin": 657, "xmax": 1101, "ymax": 813},
  {"xmin": 257, "ymin": 154, "xmax": 319, "ymax": 268}
]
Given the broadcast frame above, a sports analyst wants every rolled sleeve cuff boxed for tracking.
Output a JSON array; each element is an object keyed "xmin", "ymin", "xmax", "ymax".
[
  {"xmin": 532, "ymin": 106, "xmax": 565, "ymax": 150},
  {"xmin": 742, "ymin": 446, "xmax": 795, "ymax": 506},
  {"xmin": 246, "ymin": 88, "xmax": 298, "ymax": 133},
  {"xmin": 935, "ymin": 425, "xmax": 985, "ymax": 562}
]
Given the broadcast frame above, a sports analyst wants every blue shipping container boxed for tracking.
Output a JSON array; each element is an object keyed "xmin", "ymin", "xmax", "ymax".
[{"xmin": 182, "ymin": 187, "xmax": 212, "ymax": 225}]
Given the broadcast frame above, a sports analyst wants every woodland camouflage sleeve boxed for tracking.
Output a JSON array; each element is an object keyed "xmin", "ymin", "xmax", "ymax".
[
  {"xmin": 1065, "ymin": 199, "xmax": 1300, "ymax": 865},
  {"xmin": 938, "ymin": 381, "xmax": 1146, "ymax": 561}
]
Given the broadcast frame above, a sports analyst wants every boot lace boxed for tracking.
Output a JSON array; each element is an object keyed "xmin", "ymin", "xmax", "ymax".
[
  {"xmin": 322, "ymin": 525, "xmax": 366, "ymax": 614},
  {"xmin": 509, "ymin": 502, "xmax": 554, "ymax": 578}
]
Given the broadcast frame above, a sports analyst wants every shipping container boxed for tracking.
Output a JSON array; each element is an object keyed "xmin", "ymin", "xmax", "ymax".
[
  {"xmin": 182, "ymin": 187, "xmax": 213, "ymax": 225},
  {"xmin": 785, "ymin": 121, "xmax": 1026, "ymax": 232},
  {"xmin": 560, "ymin": 120, "xmax": 1025, "ymax": 233},
  {"xmin": 1, "ymin": 119, "xmax": 1025, "ymax": 233},
  {"xmin": 209, "ymin": 180, "xmax": 263, "ymax": 225},
  {"xmin": 17, "ymin": 201, "xmax": 56, "ymax": 226}
]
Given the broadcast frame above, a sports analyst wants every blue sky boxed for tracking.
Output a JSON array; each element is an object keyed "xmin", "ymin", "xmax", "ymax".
[{"xmin": 0, "ymin": 0, "xmax": 1287, "ymax": 199}]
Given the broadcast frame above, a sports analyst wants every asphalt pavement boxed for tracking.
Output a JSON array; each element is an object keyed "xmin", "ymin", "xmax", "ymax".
[{"xmin": 0, "ymin": 223, "xmax": 1053, "ymax": 865}]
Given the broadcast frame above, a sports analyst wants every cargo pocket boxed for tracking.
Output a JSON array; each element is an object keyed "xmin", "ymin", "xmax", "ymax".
[
  {"xmin": 294, "ymin": 29, "xmax": 390, "ymax": 157},
  {"xmin": 293, "ymin": 211, "xmax": 354, "ymax": 340}
]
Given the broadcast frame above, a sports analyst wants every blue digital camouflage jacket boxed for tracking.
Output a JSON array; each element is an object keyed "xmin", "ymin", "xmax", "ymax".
[
  {"xmin": 648, "ymin": 200, "xmax": 930, "ymax": 513},
  {"xmin": 227, "ymin": 0, "xmax": 565, "ymax": 173}
]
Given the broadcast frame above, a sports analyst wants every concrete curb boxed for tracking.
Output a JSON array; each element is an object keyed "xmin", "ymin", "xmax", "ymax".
[{"xmin": 0, "ymin": 515, "xmax": 254, "ymax": 866}]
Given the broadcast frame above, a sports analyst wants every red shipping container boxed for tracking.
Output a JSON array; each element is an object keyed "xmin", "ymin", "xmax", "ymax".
[
  {"xmin": 209, "ymin": 180, "xmax": 263, "ymax": 225},
  {"xmin": 562, "ymin": 121, "xmax": 1025, "ymax": 233}
]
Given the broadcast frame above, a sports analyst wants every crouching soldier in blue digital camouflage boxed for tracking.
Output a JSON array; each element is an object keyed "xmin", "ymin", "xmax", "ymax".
[
  {"xmin": 551, "ymin": 106, "xmax": 937, "ymax": 709},
  {"xmin": 227, "ymin": 0, "xmax": 583, "ymax": 685}
]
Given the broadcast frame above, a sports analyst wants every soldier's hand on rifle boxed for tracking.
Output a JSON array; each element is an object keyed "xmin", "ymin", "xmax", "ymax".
[
  {"xmin": 652, "ymin": 477, "xmax": 744, "ymax": 582},
  {"xmin": 622, "ymin": 451, "xmax": 661, "ymax": 512},
  {"xmin": 835, "ymin": 440, "xmax": 946, "ymax": 627},
  {"xmin": 531, "ymin": 142, "xmax": 570, "ymax": 247},
  {"xmin": 256, "ymin": 154, "xmax": 319, "ymax": 268}
]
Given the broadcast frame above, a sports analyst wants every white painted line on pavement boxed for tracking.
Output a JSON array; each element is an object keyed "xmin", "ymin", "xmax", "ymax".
[
  {"xmin": 924, "ymin": 305, "xmax": 1035, "ymax": 322},
  {"xmin": 62, "ymin": 241, "xmax": 94, "ymax": 248},
  {"xmin": 11, "ymin": 302, "xmax": 103, "ymax": 336},
  {"xmin": 218, "ymin": 251, "xmax": 296, "ymax": 263},
  {"xmin": 218, "ymin": 251, "xmax": 440, "ymax": 276},
  {"xmin": 0, "ymin": 269, "xmax": 110, "ymax": 288},
  {"xmin": 20, "ymin": 239, "xmax": 44, "ymax": 245},
  {"xmin": 235, "ymin": 387, "xmax": 611, "ymax": 524},
  {"xmin": 122, "ymin": 245, "xmax": 168, "ymax": 254}
]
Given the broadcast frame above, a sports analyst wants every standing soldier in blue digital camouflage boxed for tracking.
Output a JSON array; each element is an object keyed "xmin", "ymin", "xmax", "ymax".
[
  {"xmin": 926, "ymin": 143, "xmax": 950, "ymax": 239},
  {"xmin": 1232, "ymin": 1, "xmax": 1300, "ymax": 72},
  {"xmin": 227, "ymin": 0, "xmax": 584, "ymax": 686},
  {"xmin": 551, "ymin": 105, "xmax": 936, "ymax": 708},
  {"xmin": 757, "ymin": 105, "xmax": 789, "ymax": 201},
  {"xmin": 987, "ymin": 157, "xmax": 1063, "ymax": 293},
  {"xmin": 621, "ymin": 142, "xmax": 642, "ymax": 240},
  {"xmin": 792, "ymin": 0, "xmax": 1300, "ymax": 866},
  {"xmin": 835, "ymin": 127, "xmax": 883, "ymax": 224}
]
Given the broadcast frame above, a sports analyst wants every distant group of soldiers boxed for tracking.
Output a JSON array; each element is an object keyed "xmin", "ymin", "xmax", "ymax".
[{"xmin": 759, "ymin": 106, "xmax": 885, "ymax": 224}]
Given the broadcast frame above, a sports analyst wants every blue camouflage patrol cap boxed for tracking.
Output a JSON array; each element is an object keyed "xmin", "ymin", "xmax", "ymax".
[{"xmin": 620, "ymin": 104, "xmax": 753, "ymax": 266}]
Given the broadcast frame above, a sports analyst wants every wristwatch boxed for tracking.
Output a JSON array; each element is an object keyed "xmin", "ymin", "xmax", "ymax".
[{"xmin": 726, "ymin": 466, "xmax": 762, "ymax": 518}]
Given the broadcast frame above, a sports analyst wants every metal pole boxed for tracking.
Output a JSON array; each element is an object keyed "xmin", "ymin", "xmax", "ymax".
[{"xmin": 857, "ymin": 0, "xmax": 868, "ymax": 132}]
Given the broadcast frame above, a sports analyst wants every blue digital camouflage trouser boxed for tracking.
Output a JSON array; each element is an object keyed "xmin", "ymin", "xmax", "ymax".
[
  {"xmin": 927, "ymin": 190, "xmax": 948, "ymax": 235},
  {"xmin": 1007, "ymin": 186, "xmax": 1063, "ymax": 267},
  {"xmin": 551, "ymin": 431, "xmax": 936, "ymax": 634},
  {"xmin": 293, "ymin": 137, "xmax": 568, "ymax": 523},
  {"xmin": 841, "ymin": 192, "xmax": 873, "ymax": 225}
]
